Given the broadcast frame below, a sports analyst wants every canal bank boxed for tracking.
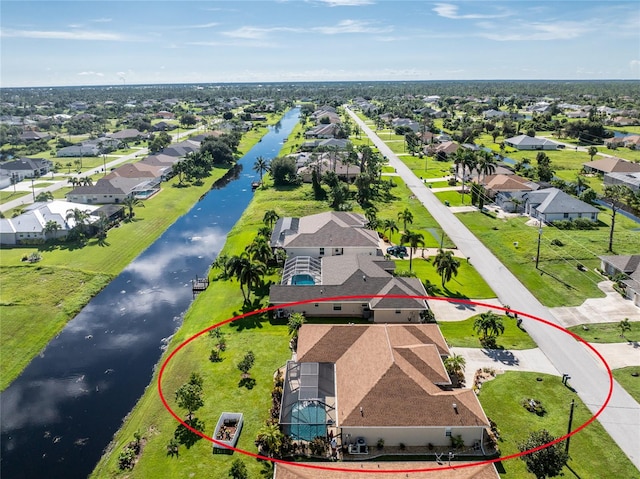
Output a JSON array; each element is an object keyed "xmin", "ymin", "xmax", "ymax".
[{"xmin": 0, "ymin": 109, "xmax": 301, "ymax": 479}]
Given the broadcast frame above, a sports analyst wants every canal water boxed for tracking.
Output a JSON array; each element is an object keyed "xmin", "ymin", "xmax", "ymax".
[{"xmin": 0, "ymin": 108, "xmax": 300, "ymax": 479}]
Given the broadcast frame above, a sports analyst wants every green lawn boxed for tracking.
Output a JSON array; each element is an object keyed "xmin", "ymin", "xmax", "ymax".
[
  {"xmin": 567, "ymin": 322, "xmax": 640, "ymax": 344},
  {"xmin": 479, "ymin": 372, "xmax": 638, "ymax": 478},
  {"xmin": 0, "ymin": 190, "xmax": 30, "ymax": 204},
  {"xmin": 612, "ymin": 366, "xmax": 640, "ymax": 403},
  {"xmin": 457, "ymin": 212, "xmax": 640, "ymax": 307},
  {"xmin": 400, "ymin": 155, "xmax": 454, "ymax": 179},
  {"xmin": 438, "ymin": 315, "xmax": 537, "ymax": 349},
  {"xmin": 395, "ymin": 257, "xmax": 495, "ymax": 299}
]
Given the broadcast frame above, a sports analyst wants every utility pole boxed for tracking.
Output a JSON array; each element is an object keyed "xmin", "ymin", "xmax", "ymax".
[
  {"xmin": 535, "ymin": 221, "xmax": 542, "ymax": 269},
  {"xmin": 565, "ymin": 399, "xmax": 575, "ymax": 455},
  {"xmin": 31, "ymin": 178, "xmax": 35, "ymax": 201}
]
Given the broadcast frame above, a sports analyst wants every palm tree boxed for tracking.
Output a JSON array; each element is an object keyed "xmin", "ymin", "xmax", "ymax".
[
  {"xmin": 211, "ymin": 253, "xmax": 230, "ymax": 278},
  {"xmin": 433, "ymin": 248, "xmax": 460, "ymax": 287},
  {"xmin": 475, "ymin": 150, "xmax": 497, "ymax": 185},
  {"xmin": 587, "ymin": 146, "xmax": 598, "ymax": 162},
  {"xmin": 35, "ymin": 191, "xmax": 54, "ymax": 202},
  {"xmin": 43, "ymin": 220, "xmax": 60, "ymax": 240},
  {"xmin": 227, "ymin": 254, "xmax": 265, "ymax": 302},
  {"xmin": 574, "ymin": 175, "xmax": 589, "ymax": 195},
  {"xmin": 618, "ymin": 318, "xmax": 631, "ymax": 340},
  {"xmin": 122, "ymin": 195, "xmax": 144, "ymax": 219},
  {"xmin": 255, "ymin": 423, "xmax": 284, "ymax": 458},
  {"xmin": 443, "ymin": 353, "xmax": 466, "ymax": 380},
  {"xmin": 381, "ymin": 218, "xmax": 399, "ymax": 242},
  {"xmin": 287, "ymin": 312, "xmax": 306, "ymax": 338},
  {"xmin": 473, "ymin": 311, "xmax": 505, "ymax": 341},
  {"xmin": 397, "ymin": 208, "xmax": 414, "ymax": 232},
  {"xmin": 81, "ymin": 176, "xmax": 93, "ymax": 186},
  {"xmin": 400, "ymin": 230, "xmax": 425, "ymax": 271},
  {"xmin": 257, "ymin": 225, "xmax": 272, "ymax": 238},
  {"xmin": 252, "ymin": 156, "xmax": 269, "ymax": 183},
  {"xmin": 247, "ymin": 235, "xmax": 273, "ymax": 265},
  {"xmin": 263, "ymin": 209, "xmax": 279, "ymax": 228}
]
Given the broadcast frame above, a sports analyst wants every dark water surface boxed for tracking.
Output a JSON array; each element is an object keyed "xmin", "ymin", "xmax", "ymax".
[{"xmin": 0, "ymin": 109, "xmax": 300, "ymax": 479}]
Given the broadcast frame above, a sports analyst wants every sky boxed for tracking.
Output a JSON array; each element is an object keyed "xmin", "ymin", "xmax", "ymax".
[{"xmin": 1, "ymin": 0, "xmax": 639, "ymax": 87}]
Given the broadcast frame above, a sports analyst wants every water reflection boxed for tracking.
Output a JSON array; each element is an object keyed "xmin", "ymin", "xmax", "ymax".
[{"xmin": 0, "ymin": 109, "xmax": 300, "ymax": 479}]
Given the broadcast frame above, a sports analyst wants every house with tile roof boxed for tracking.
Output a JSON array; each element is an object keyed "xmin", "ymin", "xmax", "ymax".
[
  {"xmin": 504, "ymin": 134, "xmax": 559, "ymax": 151},
  {"xmin": 273, "ymin": 461, "xmax": 499, "ymax": 479},
  {"xmin": 279, "ymin": 324, "xmax": 490, "ymax": 452},
  {"xmin": 600, "ymin": 255, "xmax": 640, "ymax": 307},
  {"xmin": 269, "ymin": 254, "xmax": 428, "ymax": 322},
  {"xmin": 523, "ymin": 188, "xmax": 599, "ymax": 223},
  {"xmin": 270, "ymin": 212, "xmax": 380, "ymax": 258},
  {"xmin": 583, "ymin": 157, "xmax": 640, "ymax": 175},
  {"xmin": 479, "ymin": 173, "xmax": 540, "ymax": 212}
]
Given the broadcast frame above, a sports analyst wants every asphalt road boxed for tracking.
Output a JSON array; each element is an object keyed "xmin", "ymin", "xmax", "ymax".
[{"xmin": 346, "ymin": 106, "xmax": 640, "ymax": 470}]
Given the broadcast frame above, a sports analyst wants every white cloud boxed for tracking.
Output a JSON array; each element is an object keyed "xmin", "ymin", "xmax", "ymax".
[
  {"xmin": 631, "ymin": 60, "xmax": 640, "ymax": 68},
  {"xmin": 78, "ymin": 71, "xmax": 104, "ymax": 76},
  {"xmin": 481, "ymin": 21, "xmax": 589, "ymax": 41},
  {"xmin": 0, "ymin": 28, "xmax": 129, "ymax": 41},
  {"xmin": 91, "ymin": 18, "xmax": 113, "ymax": 23},
  {"xmin": 433, "ymin": 3, "xmax": 510, "ymax": 20},
  {"xmin": 222, "ymin": 26, "xmax": 274, "ymax": 39},
  {"xmin": 312, "ymin": 19, "xmax": 392, "ymax": 34},
  {"xmin": 318, "ymin": 0, "xmax": 374, "ymax": 6}
]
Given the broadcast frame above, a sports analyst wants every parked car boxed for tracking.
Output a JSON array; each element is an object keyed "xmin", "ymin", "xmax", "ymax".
[{"xmin": 386, "ymin": 245, "xmax": 407, "ymax": 257}]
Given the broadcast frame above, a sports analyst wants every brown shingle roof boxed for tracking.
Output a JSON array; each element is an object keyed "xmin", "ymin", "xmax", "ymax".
[
  {"xmin": 274, "ymin": 461, "xmax": 500, "ymax": 479},
  {"xmin": 296, "ymin": 324, "xmax": 489, "ymax": 429},
  {"xmin": 584, "ymin": 157, "xmax": 640, "ymax": 173}
]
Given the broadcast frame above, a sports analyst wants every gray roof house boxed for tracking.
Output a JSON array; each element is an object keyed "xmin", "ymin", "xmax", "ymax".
[
  {"xmin": 504, "ymin": 135, "xmax": 559, "ymax": 151},
  {"xmin": 0, "ymin": 157, "xmax": 51, "ymax": 181},
  {"xmin": 270, "ymin": 212, "xmax": 380, "ymax": 258},
  {"xmin": 269, "ymin": 255, "xmax": 428, "ymax": 322},
  {"xmin": 599, "ymin": 255, "xmax": 640, "ymax": 307},
  {"xmin": 523, "ymin": 188, "xmax": 599, "ymax": 223},
  {"xmin": 604, "ymin": 171, "xmax": 640, "ymax": 192}
]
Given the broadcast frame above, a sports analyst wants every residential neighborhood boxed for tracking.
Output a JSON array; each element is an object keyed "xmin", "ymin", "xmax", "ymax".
[{"xmin": 1, "ymin": 81, "xmax": 639, "ymax": 479}]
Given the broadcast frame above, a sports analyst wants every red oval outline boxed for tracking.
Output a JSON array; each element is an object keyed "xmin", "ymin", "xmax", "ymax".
[{"xmin": 158, "ymin": 295, "xmax": 613, "ymax": 474}]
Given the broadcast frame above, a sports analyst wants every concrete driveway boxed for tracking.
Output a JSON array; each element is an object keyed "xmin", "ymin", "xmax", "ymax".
[{"xmin": 552, "ymin": 281, "xmax": 640, "ymax": 327}]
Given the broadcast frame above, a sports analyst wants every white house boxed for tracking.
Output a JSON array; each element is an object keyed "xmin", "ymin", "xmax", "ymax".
[
  {"xmin": 0, "ymin": 157, "xmax": 52, "ymax": 181},
  {"xmin": 504, "ymin": 135, "xmax": 559, "ymax": 151},
  {"xmin": 523, "ymin": 188, "xmax": 599, "ymax": 223},
  {"xmin": 270, "ymin": 212, "xmax": 380, "ymax": 259}
]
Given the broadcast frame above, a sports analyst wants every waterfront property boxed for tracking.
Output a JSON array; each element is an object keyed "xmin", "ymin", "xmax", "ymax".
[
  {"xmin": 504, "ymin": 134, "xmax": 559, "ymax": 150},
  {"xmin": 582, "ymin": 156, "xmax": 640, "ymax": 175},
  {"xmin": 270, "ymin": 212, "xmax": 380, "ymax": 259},
  {"xmin": 269, "ymin": 254, "xmax": 428, "ymax": 322},
  {"xmin": 280, "ymin": 324, "xmax": 490, "ymax": 453}
]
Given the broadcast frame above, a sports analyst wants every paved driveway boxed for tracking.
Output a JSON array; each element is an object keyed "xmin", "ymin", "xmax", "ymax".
[{"xmin": 552, "ymin": 281, "xmax": 640, "ymax": 327}]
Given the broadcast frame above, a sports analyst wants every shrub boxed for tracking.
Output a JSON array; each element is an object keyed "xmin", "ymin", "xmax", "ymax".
[
  {"xmin": 550, "ymin": 238, "xmax": 563, "ymax": 246},
  {"xmin": 573, "ymin": 218, "xmax": 597, "ymax": 230},
  {"xmin": 521, "ymin": 398, "xmax": 546, "ymax": 416}
]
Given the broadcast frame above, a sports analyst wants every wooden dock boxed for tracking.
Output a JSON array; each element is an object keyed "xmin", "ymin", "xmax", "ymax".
[{"xmin": 192, "ymin": 275, "xmax": 209, "ymax": 297}]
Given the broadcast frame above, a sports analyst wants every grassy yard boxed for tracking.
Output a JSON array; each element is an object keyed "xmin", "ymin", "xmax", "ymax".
[
  {"xmin": 457, "ymin": 211, "xmax": 640, "ymax": 307},
  {"xmin": 612, "ymin": 366, "xmax": 640, "ymax": 403},
  {"xmin": 399, "ymin": 154, "xmax": 454, "ymax": 179},
  {"xmin": 0, "ymin": 124, "xmax": 274, "ymax": 391},
  {"xmin": 566, "ymin": 322, "xmax": 640, "ymax": 344},
  {"xmin": 479, "ymin": 371, "xmax": 639, "ymax": 478},
  {"xmin": 395, "ymin": 257, "xmax": 495, "ymax": 299},
  {"xmin": 0, "ymin": 190, "xmax": 30, "ymax": 204},
  {"xmin": 438, "ymin": 315, "xmax": 537, "ymax": 349}
]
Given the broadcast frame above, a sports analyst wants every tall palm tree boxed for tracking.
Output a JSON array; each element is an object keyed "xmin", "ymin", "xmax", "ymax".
[
  {"xmin": 475, "ymin": 150, "xmax": 497, "ymax": 185},
  {"xmin": 400, "ymin": 230, "xmax": 425, "ymax": 271},
  {"xmin": 122, "ymin": 195, "xmax": 144, "ymax": 219},
  {"xmin": 227, "ymin": 254, "xmax": 265, "ymax": 302},
  {"xmin": 252, "ymin": 156, "xmax": 269, "ymax": 182},
  {"xmin": 603, "ymin": 184, "xmax": 631, "ymax": 252},
  {"xmin": 263, "ymin": 209, "xmax": 279, "ymax": 228},
  {"xmin": 433, "ymin": 248, "xmax": 460, "ymax": 287},
  {"xmin": 381, "ymin": 218, "xmax": 399, "ymax": 242},
  {"xmin": 587, "ymin": 146, "xmax": 598, "ymax": 162},
  {"xmin": 247, "ymin": 235, "xmax": 273, "ymax": 265},
  {"xmin": 397, "ymin": 208, "xmax": 413, "ymax": 232},
  {"xmin": 473, "ymin": 311, "xmax": 505, "ymax": 341}
]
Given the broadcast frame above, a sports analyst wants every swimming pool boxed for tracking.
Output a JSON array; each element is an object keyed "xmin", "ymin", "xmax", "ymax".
[
  {"xmin": 291, "ymin": 274, "xmax": 315, "ymax": 285},
  {"xmin": 290, "ymin": 402, "xmax": 326, "ymax": 441}
]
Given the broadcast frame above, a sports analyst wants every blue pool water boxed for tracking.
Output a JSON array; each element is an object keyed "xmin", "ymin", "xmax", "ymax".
[
  {"xmin": 290, "ymin": 402, "xmax": 326, "ymax": 441},
  {"xmin": 292, "ymin": 274, "xmax": 315, "ymax": 285}
]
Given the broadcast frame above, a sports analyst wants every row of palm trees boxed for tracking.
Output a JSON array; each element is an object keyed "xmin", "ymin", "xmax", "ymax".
[
  {"xmin": 452, "ymin": 148, "xmax": 499, "ymax": 203},
  {"xmin": 68, "ymin": 176, "xmax": 93, "ymax": 187},
  {"xmin": 212, "ymin": 209, "xmax": 281, "ymax": 303}
]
